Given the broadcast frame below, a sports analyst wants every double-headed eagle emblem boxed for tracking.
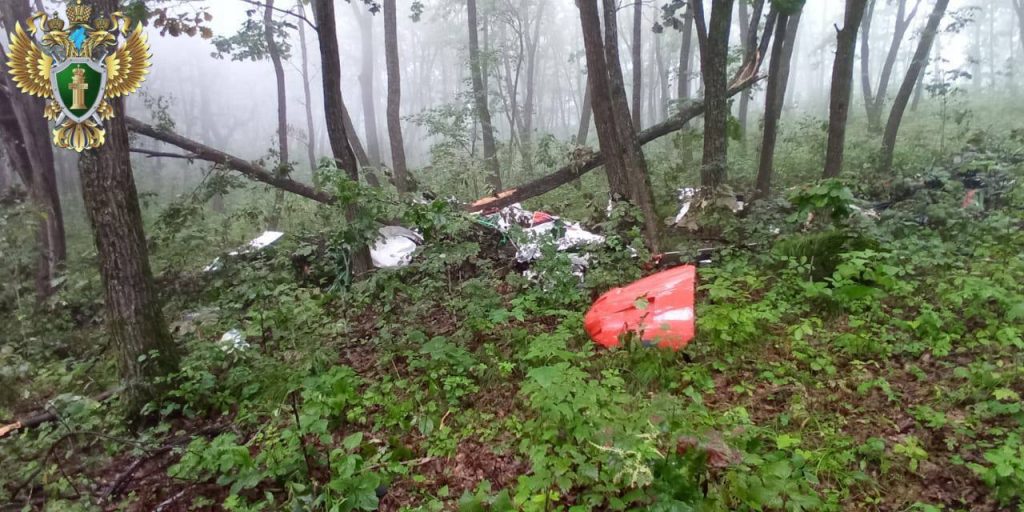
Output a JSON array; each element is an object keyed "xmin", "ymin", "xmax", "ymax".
[{"xmin": 5, "ymin": 0, "xmax": 151, "ymax": 152}]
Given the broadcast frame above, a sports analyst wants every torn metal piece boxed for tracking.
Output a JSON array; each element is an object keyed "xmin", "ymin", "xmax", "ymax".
[{"xmin": 371, "ymin": 226, "xmax": 424, "ymax": 269}]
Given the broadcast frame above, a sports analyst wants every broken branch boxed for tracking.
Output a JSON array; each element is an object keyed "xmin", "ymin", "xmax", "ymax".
[
  {"xmin": 467, "ymin": 75, "xmax": 763, "ymax": 213},
  {"xmin": 126, "ymin": 117, "xmax": 336, "ymax": 205}
]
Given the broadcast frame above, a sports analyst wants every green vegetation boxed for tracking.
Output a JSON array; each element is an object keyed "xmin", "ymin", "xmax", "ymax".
[{"xmin": 2, "ymin": 110, "xmax": 1023, "ymax": 511}]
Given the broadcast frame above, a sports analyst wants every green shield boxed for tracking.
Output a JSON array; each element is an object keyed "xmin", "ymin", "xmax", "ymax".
[{"xmin": 51, "ymin": 58, "xmax": 106, "ymax": 123}]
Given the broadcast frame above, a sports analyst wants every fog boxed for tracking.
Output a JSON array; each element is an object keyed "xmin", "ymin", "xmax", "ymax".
[{"xmin": 24, "ymin": 0, "xmax": 1009, "ymax": 193}]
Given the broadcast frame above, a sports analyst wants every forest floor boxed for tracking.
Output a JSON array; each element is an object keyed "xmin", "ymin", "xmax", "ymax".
[{"xmin": 1, "ymin": 141, "xmax": 1024, "ymax": 511}]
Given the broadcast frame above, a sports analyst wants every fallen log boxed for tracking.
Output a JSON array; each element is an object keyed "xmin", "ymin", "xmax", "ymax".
[
  {"xmin": 126, "ymin": 117, "xmax": 336, "ymax": 205},
  {"xmin": 0, "ymin": 387, "xmax": 120, "ymax": 439},
  {"xmin": 467, "ymin": 76, "xmax": 762, "ymax": 214}
]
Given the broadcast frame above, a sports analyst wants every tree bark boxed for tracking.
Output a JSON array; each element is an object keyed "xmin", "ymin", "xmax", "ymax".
[
  {"xmin": 579, "ymin": 0, "xmax": 631, "ymax": 197},
  {"xmin": 297, "ymin": 0, "xmax": 317, "ymax": 174},
  {"xmin": 631, "ymin": 0, "xmax": 643, "ymax": 127},
  {"xmin": 823, "ymin": 0, "xmax": 869, "ymax": 179},
  {"xmin": 311, "ymin": 0, "xmax": 373, "ymax": 275},
  {"xmin": 78, "ymin": 5, "xmax": 179, "ymax": 419},
  {"xmin": 576, "ymin": 77, "xmax": 593, "ymax": 146},
  {"xmin": 354, "ymin": 1, "xmax": 383, "ymax": 173},
  {"xmin": 264, "ymin": 0, "xmax": 289, "ymax": 228},
  {"xmin": 754, "ymin": 10, "xmax": 800, "ymax": 197},
  {"xmin": 467, "ymin": 0, "xmax": 502, "ymax": 191},
  {"xmin": 0, "ymin": 0, "xmax": 66, "ymax": 299},
  {"xmin": 601, "ymin": 0, "xmax": 660, "ymax": 250},
  {"xmin": 880, "ymin": 0, "xmax": 949, "ymax": 174},
  {"xmin": 677, "ymin": 4, "xmax": 695, "ymax": 167},
  {"xmin": 696, "ymin": 0, "xmax": 734, "ymax": 188},
  {"xmin": 383, "ymin": 0, "xmax": 411, "ymax": 195}
]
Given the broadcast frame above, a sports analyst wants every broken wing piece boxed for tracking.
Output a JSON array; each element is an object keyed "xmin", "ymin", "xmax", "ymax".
[{"xmin": 584, "ymin": 265, "xmax": 697, "ymax": 351}]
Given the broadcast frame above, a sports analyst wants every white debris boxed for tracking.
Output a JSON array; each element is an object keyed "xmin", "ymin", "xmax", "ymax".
[
  {"xmin": 205, "ymin": 231, "xmax": 286, "ymax": 272},
  {"xmin": 673, "ymin": 187, "xmax": 744, "ymax": 227},
  {"xmin": 230, "ymin": 231, "xmax": 285, "ymax": 256},
  {"xmin": 219, "ymin": 329, "xmax": 250, "ymax": 353},
  {"xmin": 674, "ymin": 188, "xmax": 698, "ymax": 224},
  {"xmin": 371, "ymin": 226, "xmax": 424, "ymax": 268}
]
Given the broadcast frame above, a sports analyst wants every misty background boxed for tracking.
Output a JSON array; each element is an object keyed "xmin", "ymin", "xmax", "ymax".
[{"xmin": 12, "ymin": 0, "xmax": 1010, "ymax": 218}]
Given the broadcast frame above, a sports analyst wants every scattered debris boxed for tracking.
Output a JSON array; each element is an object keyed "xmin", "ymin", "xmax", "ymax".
[
  {"xmin": 584, "ymin": 265, "xmax": 696, "ymax": 350},
  {"xmin": 204, "ymin": 231, "xmax": 286, "ymax": 272},
  {"xmin": 218, "ymin": 329, "xmax": 250, "ymax": 353},
  {"xmin": 476, "ymin": 203, "xmax": 606, "ymax": 274},
  {"xmin": 371, "ymin": 226, "xmax": 424, "ymax": 269},
  {"xmin": 673, "ymin": 187, "xmax": 745, "ymax": 229}
]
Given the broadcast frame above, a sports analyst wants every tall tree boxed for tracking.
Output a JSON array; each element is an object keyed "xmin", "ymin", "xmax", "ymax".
[
  {"xmin": 576, "ymin": 0, "xmax": 660, "ymax": 250},
  {"xmin": 383, "ymin": 0, "xmax": 411, "ymax": 195},
  {"xmin": 823, "ymin": 0, "xmax": 869, "ymax": 179},
  {"xmin": 264, "ymin": 0, "xmax": 289, "ymax": 228},
  {"xmin": 311, "ymin": 0, "xmax": 373, "ymax": 275},
  {"xmin": 755, "ymin": 5, "xmax": 802, "ymax": 197},
  {"xmin": 467, "ymin": 0, "xmax": 502, "ymax": 191},
  {"xmin": 676, "ymin": 2, "xmax": 695, "ymax": 168},
  {"xmin": 736, "ymin": 0, "xmax": 765, "ymax": 151},
  {"xmin": 78, "ymin": 0, "xmax": 180, "ymax": 418},
  {"xmin": 0, "ymin": 0, "xmax": 67, "ymax": 299},
  {"xmin": 353, "ymin": 2, "xmax": 383, "ymax": 172},
  {"xmin": 631, "ymin": 0, "xmax": 643, "ymax": 127},
  {"xmin": 861, "ymin": 0, "xmax": 923, "ymax": 132},
  {"xmin": 520, "ymin": 0, "xmax": 545, "ymax": 177},
  {"xmin": 296, "ymin": 0, "xmax": 317, "ymax": 173},
  {"xmin": 880, "ymin": 0, "xmax": 950, "ymax": 174},
  {"xmin": 694, "ymin": 0, "xmax": 735, "ymax": 188}
]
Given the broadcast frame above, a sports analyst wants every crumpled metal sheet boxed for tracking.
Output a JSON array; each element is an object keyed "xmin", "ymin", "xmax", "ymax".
[{"xmin": 371, "ymin": 226, "xmax": 424, "ymax": 269}]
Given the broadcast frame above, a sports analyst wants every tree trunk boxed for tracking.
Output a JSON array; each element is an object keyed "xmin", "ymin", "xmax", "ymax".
[
  {"xmin": 311, "ymin": 0, "xmax": 373, "ymax": 275},
  {"xmin": 823, "ymin": 0, "xmax": 869, "ymax": 179},
  {"xmin": 600, "ymin": 0, "xmax": 660, "ymax": 251},
  {"xmin": 736, "ymin": 0, "xmax": 764, "ymax": 150},
  {"xmin": 696, "ymin": 0, "xmax": 734, "ymax": 189},
  {"xmin": 865, "ymin": 0, "xmax": 921, "ymax": 132},
  {"xmin": 354, "ymin": 1, "xmax": 383, "ymax": 174},
  {"xmin": 78, "ymin": 2, "xmax": 179, "ymax": 418},
  {"xmin": 467, "ymin": 0, "xmax": 502, "ymax": 191},
  {"xmin": 579, "ymin": 0, "xmax": 631, "ymax": 198},
  {"xmin": 631, "ymin": 0, "xmax": 643, "ymax": 127},
  {"xmin": 859, "ymin": 0, "xmax": 876, "ymax": 126},
  {"xmin": 264, "ymin": 0, "xmax": 289, "ymax": 228},
  {"xmin": 383, "ymin": 0, "xmax": 411, "ymax": 195},
  {"xmin": 576, "ymin": 77, "xmax": 593, "ymax": 146},
  {"xmin": 754, "ymin": 10, "xmax": 800, "ymax": 197},
  {"xmin": 0, "ymin": 0, "xmax": 66, "ymax": 299},
  {"xmin": 677, "ymin": 5, "xmax": 694, "ymax": 167},
  {"xmin": 880, "ymin": 0, "xmax": 950, "ymax": 174},
  {"xmin": 297, "ymin": 0, "xmax": 317, "ymax": 174},
  {"xmin": 520, "ymin": 1, "xmax": 545, "ymax": 177},
  {"xmin": 654, "ymin": 18, "xmax": 669, "ymax": 123}
]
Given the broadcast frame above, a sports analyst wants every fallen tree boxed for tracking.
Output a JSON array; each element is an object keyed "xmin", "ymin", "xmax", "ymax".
[
  {"xmin": 126, "ymin": 117, "xmax": 336, "ymax": 205},
  {"xmin": 466, "ymin": 76, "xmax": 761, "ymax": 213},
  {"xmin": 126, "ymin": 75, "xmax": 762, "ymax": 215}
]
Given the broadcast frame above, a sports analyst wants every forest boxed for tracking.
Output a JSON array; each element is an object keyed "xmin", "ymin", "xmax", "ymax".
[{"xmin": 1, "ymin": 0, "xmax": 1023, "ymax": 510}]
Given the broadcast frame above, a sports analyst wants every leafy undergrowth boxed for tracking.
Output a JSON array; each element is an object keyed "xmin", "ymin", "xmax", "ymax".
[{"xmin": 2, "ymin": 144, "xmax": 1024, "ymax": 512}]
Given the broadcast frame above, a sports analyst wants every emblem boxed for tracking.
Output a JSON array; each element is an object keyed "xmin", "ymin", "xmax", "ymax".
[{"xmin": 5, "ymin": 0, "xmax": 151, "ymax": 152}]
